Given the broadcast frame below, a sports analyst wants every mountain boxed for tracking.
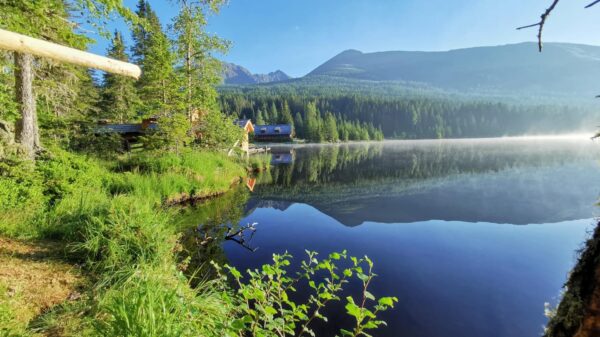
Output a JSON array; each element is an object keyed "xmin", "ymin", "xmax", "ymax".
[
  {"xmin": 222, "ymin": 62, "xmax": 291, "ymax": 85},
  {"xmin": 307, "ymin": 42, "xmax": 600, "ymax": 98}
]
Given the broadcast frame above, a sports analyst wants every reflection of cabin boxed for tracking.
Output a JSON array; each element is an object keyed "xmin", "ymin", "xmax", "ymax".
[
  {"xmin": 254, "ymin": 124, "xmax": 293, "ymax": 142},
  {"xmin": 234, "ymin": 119, "xmax": 255, "ymax": 153},
  {"xmin": 270, "ymin": 149, "xmax": 295, "ymax": 165},
  {"xmin": 96, "ymin": 117, "xmax": 158, "ymax": 146}
]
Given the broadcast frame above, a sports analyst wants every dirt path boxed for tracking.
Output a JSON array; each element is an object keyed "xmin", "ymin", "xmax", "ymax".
[{"xmin": 0, "ymin": 237, "xmax": 85, "ymax": 335}]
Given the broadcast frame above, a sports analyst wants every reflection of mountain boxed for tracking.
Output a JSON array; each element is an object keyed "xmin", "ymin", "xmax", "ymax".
[
  {"xmin": 252, "ymin": 140, "xmax": 600, "ymax": 226},
  {"xmin": 244, "ymin": 199, "xmax": 294, "ymax": 214}
]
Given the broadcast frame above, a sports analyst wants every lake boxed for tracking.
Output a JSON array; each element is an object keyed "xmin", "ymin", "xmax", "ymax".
[{"xmin": 179, "ymin": 137, "xmax": 600, "ymax": 337}]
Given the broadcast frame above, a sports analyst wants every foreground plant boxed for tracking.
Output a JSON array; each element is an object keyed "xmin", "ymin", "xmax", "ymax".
[{"xmin": 213, "ymin": 250, "xmax": 397, "ymax": 337}]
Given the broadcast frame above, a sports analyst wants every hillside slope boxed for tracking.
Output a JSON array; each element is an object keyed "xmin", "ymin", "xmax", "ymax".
[{"xmin": 307, "ymin": 42, "xmax": 600, "ymax": 98}]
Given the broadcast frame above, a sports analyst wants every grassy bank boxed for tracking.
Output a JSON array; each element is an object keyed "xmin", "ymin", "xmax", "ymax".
[
  {"xmin": 1, "ymin": 147, "xmax": 393, "ymax": 337},
  {"xmin": 0, "ymin": 147, "xmax": 244, "ymax": 336}
]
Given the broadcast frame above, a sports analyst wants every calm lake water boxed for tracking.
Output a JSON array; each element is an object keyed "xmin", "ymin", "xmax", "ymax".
[{"xmin": 179, "ymin": 137, "xmax": 600, "ymax": 337}]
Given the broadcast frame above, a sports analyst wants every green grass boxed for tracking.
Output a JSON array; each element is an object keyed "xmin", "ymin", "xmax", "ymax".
[
  {"xmin": 0, "ymin": 147, "xmax": 246, "ymax": 336},
  {"xmin": 0, "ymin": 283, "xmax": 20, "ymax": 337},
  {"xmin": 95, "ymin": 265, "xmax": 232, "ymax": 337}
]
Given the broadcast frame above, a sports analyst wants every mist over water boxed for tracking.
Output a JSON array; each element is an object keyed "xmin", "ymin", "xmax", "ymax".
[{"xmin": 181, "ymin": 137, "xmax": 600, "ymax": 337}]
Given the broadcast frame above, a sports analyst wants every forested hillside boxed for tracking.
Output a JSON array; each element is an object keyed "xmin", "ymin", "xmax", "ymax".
[
  {"xmin": 220, "ymin": 84, "xmax": 598, "ymax": 139},
  {"xmin": 219, "ymin": 42, "xmax": 600, "ymax": 139}
]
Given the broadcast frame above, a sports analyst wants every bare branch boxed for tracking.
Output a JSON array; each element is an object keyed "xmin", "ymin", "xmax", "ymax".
[
  {"xmin": 516, "ymin": 0, "xmax": 561, "ymax": 52},
  {"xmin": 586, "ymin": 0, "xmax": 600, "ymax": 8}
]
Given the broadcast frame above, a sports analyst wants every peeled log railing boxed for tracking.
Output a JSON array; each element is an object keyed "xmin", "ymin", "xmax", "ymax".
[{"xmin": 0, "ymin": 28, "xmax": 141, "ymax": 79}]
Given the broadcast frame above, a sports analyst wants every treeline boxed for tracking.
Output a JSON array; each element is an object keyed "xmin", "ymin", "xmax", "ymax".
[
  {"xmin": 219, "ymin": 96, "xmax": 384, "ymax": 142},
  {"xmin": 219, "ymin": 85, "xmax": 599, "ymax": 139}
]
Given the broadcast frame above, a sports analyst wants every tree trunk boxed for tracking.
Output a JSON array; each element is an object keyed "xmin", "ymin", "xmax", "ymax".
[
  {"xmin": 186, "ymin": 43, "xmax": 193, "ymax": 125},
  {"xmin": 14, "ymin": 52, "xmax": 39, "ymax": 159}
]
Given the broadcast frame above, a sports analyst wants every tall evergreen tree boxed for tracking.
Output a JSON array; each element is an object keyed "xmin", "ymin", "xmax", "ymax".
[
  {"xmin": 131, "ymin": 0, "xmax": 160, "ymax": 63},
  {"xmin": 256, "ymin": 110, "xmax": 266, "ymax": 125},
  {"xmin": 304, "ymin": 102, "xmax": 321, "ymax": 142},
  {"xmin": 324, "ymin": 112, "xmax": 339, "ymax": 142},
  {"xmin": 133, "ymin": 3, "xmax": 179, "ymax": 117},
  {"xmin": 101, "ymin": 30, "xmax": 139, "ymax": 122},
  {"xmin": 172, "ymin": 0, "xmax": 228, "ymax": 123},
  {"xmin": 294, "ymin": 112, "xmax": 304, "ymax": 138},
  {"xmin": 280, "ymin": 100, "xmax": 294, "ymax": 125}
]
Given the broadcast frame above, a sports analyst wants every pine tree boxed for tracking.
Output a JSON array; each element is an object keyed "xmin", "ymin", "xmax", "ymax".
[
  {"xmin": 294, "ymin": 112, "xmax": 304, "ymax": 137},
  {"xmin": 324, "ymin": 112, "xmax": 339, "ymax": 142},
  {"xmin": 304, "ymin": 102, "xmax": 320, "ymax": 142},
  {"xmin": 134, "ymin": 4, "xmax": 179, "ymax": 117},
  {"xmin": 101, "ymin": 30, "xmax": 139, "ymax": 122},
  {"xmin": 256, "ymin": 110, "xmax": 266, "ymax": 125},
  {"xmin": 131, "ymin": 0, "xmax": 160, "ymax": 63},
  {"xmin": 172, "ymin": 0, "xmax": 229, "ymax": 123},
  {"xmin": 280, "ymin": 100, "xmax": 294, "ymax": 125},
  {"xmin": 269, "ymin": 102, "xmax": 278, "ymax": 124}
]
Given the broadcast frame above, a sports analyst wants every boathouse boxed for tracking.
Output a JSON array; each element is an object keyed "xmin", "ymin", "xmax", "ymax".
[{"xmin": 253, "ymin": 124, "xmax": 293, "ymax": 142}]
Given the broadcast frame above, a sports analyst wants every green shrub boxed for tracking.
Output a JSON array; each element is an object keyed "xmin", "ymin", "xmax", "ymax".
[
  {"xmin": 214, "ymin": 251, "xmax": 397, "ymax": 337},
  {"xmin": 0, "ymin": 154, "xmax": 45, "ymax": 237}
]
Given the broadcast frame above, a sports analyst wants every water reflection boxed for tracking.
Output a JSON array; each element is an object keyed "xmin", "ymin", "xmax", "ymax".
[
  {"xmin": 258, "ymin": 139, "xmax": 600, "ymax": 225},
  {"xmin": 178, "ymin": 138, "xmax": 600, "ymax": 337},
  {"xmin": 176, "ymin": 188, "xmax": 251, "ymax": 281}
]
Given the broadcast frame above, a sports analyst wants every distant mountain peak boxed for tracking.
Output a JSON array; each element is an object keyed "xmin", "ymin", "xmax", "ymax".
[
  {"xmin": 222, "ymin": 62, "xmax": 292, "ymax": 85},
  {"xmin": 339, "ymin": 49, "xmax": 363, "ymax": 55}
]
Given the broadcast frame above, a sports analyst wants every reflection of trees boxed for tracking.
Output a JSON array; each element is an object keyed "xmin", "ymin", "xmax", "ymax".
[
  {"xmin": 176, "ymin": 187, "xmax": 251, "ymax": 283},
  {"xmin": 254, "ymin": 141, "xmax": 595, "ymax": 204}
]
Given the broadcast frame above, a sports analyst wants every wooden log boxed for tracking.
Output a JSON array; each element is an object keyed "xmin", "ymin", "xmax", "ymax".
[{"xmin": 0, "ymin": 28, "xmax": 141, "ymax": 79}]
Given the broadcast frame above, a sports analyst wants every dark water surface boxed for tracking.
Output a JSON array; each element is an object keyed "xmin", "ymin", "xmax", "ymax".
[{"xmin": 180, "ymin": 137, "xmax": 600, "ymax": 337}]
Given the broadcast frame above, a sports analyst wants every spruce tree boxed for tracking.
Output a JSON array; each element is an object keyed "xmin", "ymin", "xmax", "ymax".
[
  {"xmin": 294, "ymin": 112, "xmax": 304, "ymax": 137},
  {"xmin": 133, "ymin": 3, "xmax": 179, "ymax": 117},
  {"xmin": 324, "ymin": 113, "xmax": 339, "ymax": 142},
  {"xmin": 172, "ymin": 0, "xmax": 228, "ymax": 122},
  {"xmin": 280, "ymin": 100, "xmax": 294, "ymax": 125},
  {"xmin": 256, "ymin": 110, "xmax": 266, "ymax": 125},
  {"xmin": 101, "ymin": 30, "xmax": 139, "ymax": 122}
]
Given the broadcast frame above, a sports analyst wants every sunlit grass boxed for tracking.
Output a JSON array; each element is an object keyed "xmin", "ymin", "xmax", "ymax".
[{"xmin": 0, "ymin": 148, "xmax": 246, "ymax": 335}]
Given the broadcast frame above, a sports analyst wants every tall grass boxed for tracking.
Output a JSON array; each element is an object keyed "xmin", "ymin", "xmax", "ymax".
[
  {"xmin": 0, "ymin": 147, "xmax": 246, "ymax": 335},
  {"xmin": 95, "ymin": 266, "xmax": 232, "ymax": 337}
]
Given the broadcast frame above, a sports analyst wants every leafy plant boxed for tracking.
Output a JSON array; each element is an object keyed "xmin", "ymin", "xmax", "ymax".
[{"xmin": 213, "ymin": 250, "xmax": 397, "ymax": 337}]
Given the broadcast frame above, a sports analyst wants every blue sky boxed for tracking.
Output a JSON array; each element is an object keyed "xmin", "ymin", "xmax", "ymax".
[{"xmin": 88, "ymin": 0, "xmax": 600, "ymax": 77}]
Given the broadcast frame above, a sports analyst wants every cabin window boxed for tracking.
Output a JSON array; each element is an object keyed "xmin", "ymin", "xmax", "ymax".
[
  {"xmin": 274, "ymin": 127, "xmax": 281, "ymax": 133},
  {"xmin": 260, "ymin": 127, "xmax": 267, "ymax": 134}
]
